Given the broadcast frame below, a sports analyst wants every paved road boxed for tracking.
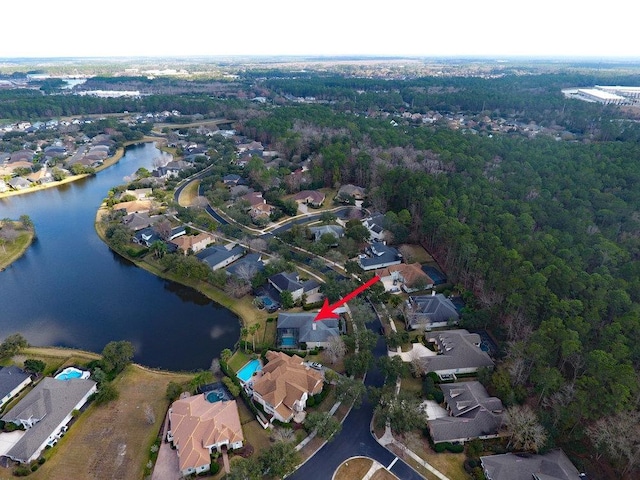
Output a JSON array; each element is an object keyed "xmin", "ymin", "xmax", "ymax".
[{"xmin": 288, "ymin": 314, "xmax": 424, "ymax": 480}]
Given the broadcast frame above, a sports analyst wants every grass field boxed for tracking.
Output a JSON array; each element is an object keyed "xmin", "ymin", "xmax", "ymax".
[
  {"xmin": 177, "ymin": 179, "xmax": 201, "ymax": 207},
  {"xmin": 25, "ymin": 364, "xmax": 192, "ymax": 480},
  {"xmin": 0, "ymin": 226, "xmax": 34, "ymax": 271}
]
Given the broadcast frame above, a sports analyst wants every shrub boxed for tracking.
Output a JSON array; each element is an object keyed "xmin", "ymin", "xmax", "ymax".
[
  {"xmin": 13, "ymin": 466, "xmax": 31, "ymax": 476},
  {"xmin": 209, "ymin": 462, "xmax": 220, "ymax": 475},
  {"xmin": 306, "ymin": 396, "xmax": 316, "ymax": 408}
]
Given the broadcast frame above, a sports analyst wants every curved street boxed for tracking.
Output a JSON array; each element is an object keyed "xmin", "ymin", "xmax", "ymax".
[{"xmin": 288, "ymin": 314, "xmax": 425, "ymax": 480}]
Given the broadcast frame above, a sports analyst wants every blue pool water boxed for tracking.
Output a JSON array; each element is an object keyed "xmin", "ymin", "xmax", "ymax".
[
  {"xmin": 237, "ymin": 359, "xmax": 262, "ymax": 383},
  {"xmin": 281, "ymin": 337, "xmax": 296, "ymax": 347},
  {"xmin": 206, "ymin": 391, "xmax": 224, "ymax": 403},
  {"xmin": 55, "ymin": 367, "xmax": 87, "ymax": 380},
  {"xmin": 262, "ymin": 296, "xmax": 274, "ymax": 307}
]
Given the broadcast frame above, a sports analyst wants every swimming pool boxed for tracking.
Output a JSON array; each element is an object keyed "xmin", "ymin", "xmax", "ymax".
[
  {"xmin": 237, "ymin": 359, "xmax": 262, "ymax": 383},
  {"xmin": 280, "ymin": 336, "xmax": 296, "ymax": 347},
  {"xmin": 55, "ymin": 367, "xmax": 90, "ymax": 380},
  {"xmin": 206, "ymin": 390, "xmax": 227, "ymax": 403}
]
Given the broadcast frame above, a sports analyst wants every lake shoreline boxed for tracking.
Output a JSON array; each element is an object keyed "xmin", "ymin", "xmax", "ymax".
[
  {"xmin": 0, "ymin": 136, "xmax": 162, "ymax": 200},
  {"xmin": 0, "ymin": 226, "xmax": 35, "ymax": 271}
]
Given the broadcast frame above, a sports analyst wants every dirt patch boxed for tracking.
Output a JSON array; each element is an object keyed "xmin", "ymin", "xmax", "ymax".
[{"xmin": 27, "ymin": 365, "xmax": 192, "ymax": 480}]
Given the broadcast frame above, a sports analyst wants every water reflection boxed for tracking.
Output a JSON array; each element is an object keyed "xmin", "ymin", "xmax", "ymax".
[{"xmin": 0, "ymin": 142, "xmax": 240, "ymax": 371}]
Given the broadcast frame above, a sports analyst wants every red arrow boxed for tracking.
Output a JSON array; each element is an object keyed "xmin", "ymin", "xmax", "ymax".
[{"xmin": 314, "ymin": 276, "xmax": 380, "ymax": 321}]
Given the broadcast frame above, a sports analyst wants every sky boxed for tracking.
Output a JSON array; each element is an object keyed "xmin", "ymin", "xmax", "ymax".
[{"xmin": 1, "ymin": 0, "xmax": 637, "ymax": 59}]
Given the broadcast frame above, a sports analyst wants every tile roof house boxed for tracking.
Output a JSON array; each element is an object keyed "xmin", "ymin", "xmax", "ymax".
[
  {"xmin": 480, "ymin": 449, "xmax": 583, "ymax": 480},
  {"xmin": 404, "ymin": 292, "xmax": 460, "ymax": 330},
  {"xmin": 427, "ymin": 381, "xmax": 504, "ymax": 444},
  {"xmin": 167, "ymin": 395, "xmax": 244, "ymax": 477},
  {"xmin": 251, "ymin": 351, "xmax": 324, "ymax": 423},
  {"xmin": 1, "ymin": 377, "xmax": 97, "ymax": 463},
  {"xmin": 420, "ymin": 329, "xmax": 494, "ymax": 378},
  {"xmin": 276, "ymin": 312, "xmax": 340, "ymax": 349},
  {"xmin": 170, "ymin": 232, "xmax": 215, "ymax": 255},
  {"xmin": 357, "ymin": 241, "xmax": 402, "ymax": 271},
  {"xmin": 0, "ymin": 365, "xmax": 32, "ymax": 409},
  {"xmin": 375, "ymin": 263, "xmax": 434, "ymax": 294},
  {"xmin": 268, "ymin": 272, "xmax": 321, "ymax": 303},
  {"xmin": 293, "ymin": 190, "xmax": 325, "ymax": 207},
  {"xmin": 196, "ymin": 244, "xmax": 245, "ymax": 271}
]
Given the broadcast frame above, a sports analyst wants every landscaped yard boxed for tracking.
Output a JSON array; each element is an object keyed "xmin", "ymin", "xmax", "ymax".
[
  {"xmin": 334, "ymin": 457, "xmax": 373, "ymax": 480},
  {"xmin": 398, "ymin": 431, "xmax": 469, "ymax": 480},
  {"xmin": 398, "ymin": 244, "xmax": 434, "ymax": 264},
  {"xmin": 0, "ymin": 228, "xmax": 33, "ymax": 270},
  {"xmin": 23, "ymin": 364, "xmax": 192, "ymax": 480}
]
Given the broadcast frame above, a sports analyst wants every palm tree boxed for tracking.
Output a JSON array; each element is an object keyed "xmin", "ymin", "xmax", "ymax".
[{"xmin": 150, "ymin": 240, "xmax": 167, "ymax": 259}]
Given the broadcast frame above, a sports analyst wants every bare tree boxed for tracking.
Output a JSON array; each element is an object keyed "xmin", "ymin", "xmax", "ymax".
[
  {"xmin": 154, "ymin": 219, "xmax": 172, "ymax": 241},
  {"xmin": 503, "ymin": 404, "xmax": 548, "ymax": 453},
  {"xmin": 398, "ymin": 245, "xmax": 415, "ymax": 264},
  {"xmin": 234, "ymin": 263, "xmax": 258, "ymax": 283},
  {"xmin": 325, "ymin": 336, "xmax": 347, "ymax": 364},
  {"xmin": 224, "ymin": 276, "xmax": 252, "ymax": 298},
  {"xmin": 587, "ymin": 411, "xmax": 640, "ymax": 474},
  {"xmin": 271, "ymin": 427, "xmax": 295, "ymax": 444},
  {"xmin": 248, "ymin": 237, "xmax": 267, "ymax": 253}
]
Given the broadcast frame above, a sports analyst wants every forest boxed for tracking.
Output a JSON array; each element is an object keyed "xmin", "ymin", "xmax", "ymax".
[{"xmin": 237, "ymin": 76, "xmax": 640, "ymax": 476}]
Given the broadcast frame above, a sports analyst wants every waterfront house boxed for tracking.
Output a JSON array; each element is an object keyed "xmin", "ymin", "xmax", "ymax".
[
  {"xmin": 276, "ymin": 312, "xmax": 340, "ymax": 349},
  {"xmin": 0, "ymin": 366, "xmax": 32, "ymax": 409},
  {"xmin": 196, "ymin": 244, "xmax": 245, "ymax": 271}
]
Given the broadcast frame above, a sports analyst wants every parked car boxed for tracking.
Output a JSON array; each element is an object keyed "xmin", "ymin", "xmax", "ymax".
[{"xmin": 310, "ymin": 362, "xmax": 323, "ymax": 370}]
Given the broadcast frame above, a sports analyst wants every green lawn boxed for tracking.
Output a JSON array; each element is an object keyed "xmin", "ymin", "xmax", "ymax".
[
  {"xmin": 228, "ymin": 350, "xmax": 252, "ymax": 373},
  {"xmin": 0, "ymin": 230, "xmax": 34, "ymax": 270}
]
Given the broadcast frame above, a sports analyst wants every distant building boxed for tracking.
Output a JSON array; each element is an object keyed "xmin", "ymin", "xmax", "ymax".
[{"xmin": 481, "ymin": 449, "xmax": 583, "ymax": 480}]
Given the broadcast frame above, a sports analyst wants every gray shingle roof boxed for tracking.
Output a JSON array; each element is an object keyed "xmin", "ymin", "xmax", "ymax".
[
  {"xmin": 0, "ymin": 366, "xmax": 30, "ymax": 400},
  {"xmin": 428, "ymin": 381, "xmax": 503, "ymax": 444},
  {"xmin": 277, "ymin": 313, "xmax": 340, "ymax": 345},
  {"xmin": 226, "ymin": 253, "xmax": 264, "ymax": 277},
  {"xmin": 196, "ymin": 245, "xmax": 244, "ymax": 269},
  {"xmin": 309, "ymin": 225, "xmax": 344, "ymax": 242},
  {"xmin": 405, "ymin": 294, "xmax": 460, "ymax": 328},
  {"xmin": 421, "ymin": 329, "xmax": 494, "ymax": 373},
  {"xmin": 358, "ymin": 241, "xmax": 402, "ymax": 271},
  {"xmin": 269, "ymin": 272, "xmax": 302, "ymax": 292},
  {"xmin": 480, "ymin": 449, "xmax": 582, "ymax": 480},
  {"xmin": 1, "ymin": 377, "xmax": 96, "ymax": 463}
]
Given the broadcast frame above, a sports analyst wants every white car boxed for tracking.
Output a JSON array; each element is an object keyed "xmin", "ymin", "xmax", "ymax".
[{"xmin": 310, "ymin": 362, "xmax": 323, "ymax": 370}]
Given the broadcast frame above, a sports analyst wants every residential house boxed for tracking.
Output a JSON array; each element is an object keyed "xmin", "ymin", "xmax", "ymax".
[
  {"xmin": 113, "ymin": 199, "xmax": 152, "ymax": 215},
  {"xmin": 1, "ymin": 377, "xmax": 97, "ymax": 463},
  {"xmin": 427, "ymin": 381, "xmax": 504, "ymax": 445},
  {"xmin": 133, "ymin": 225, "xmax": 187, "ymax": 248},
  {"xmin": 222, "ymin": 174, "xmax": 242, "ymax": 186},
  {"xmin": 336, "ymin": 184, "xmax": 365, "ymax": 202},
  {"xmin": 309, "ymin": 225, "xmax": 344, "ymax": 245},
  {"xmin": 7, "ymin": 177, "xmax": 31, "ymax": 190},
  {"xmin": 167, "ymin": 395, "xmax": 244, "ymax": 477},
  {"xmin": 375, "ymin": 263, "xmax": 434, "ymax": 294},
  {"xmin": 251, "ymin": 351, "xmax": 324, "ymax": 423},
  {"xmin": 362, "ymin": 213, "xmax": 387, "ymax": 241},
  {"xmin": 226, "ymin": 253, "xmax": 264, "ymax": 279},
  {"xmin": 480, "ymin": 449, "xmax": 583, "ymax": 480},
  {"xmin": 268, "ymin": 271, "xmax": 321, "ymax": 303},
  {"xmin": 122, "ymin": 212, "xmax": 162, "ymax": 231},
  {"xmin": 26, "ymin": 168, "xmax": 53, "ymax": 185},
  {"xmin": 122, "ymin": 188, "xmax": 153, "ymax": 200},
  {"xmin": 239, "ymin": 191, "xmax": 266, "ymax": 207},
  {"xmin": 420, "ymin": 329, "xmax": 494, "ymax": 378},
  {"xmin": 170, "ymin": 232, "xmax": 215, "ymax": 255},
  {"xmin": 276, "ymin": 312, "xmax": 340, "ymax": 349},
  {"xmin": 196, "ymin": 244, "xmax": 245, "ymax": 271},
  {"xmin": 293, "ymin": 190, "xmax": 325, "ymax": 208},
  {"xmin": 357, "ymin": 241, "xmax": 402, "ymax": 271},
  {"xmin": 404, "ymin": 292, "xmax": 460, "ymax": 330},
  {"xmin": 249, "ymin": 202, "xmax": 274, "ymax": 220},
  {"xmin": 9, "ymin": 150, "xmax": 35, "ymax": 164},
  {"xmin": 0, "ymin": 366, "xmax": 32, "ymax": 409}
]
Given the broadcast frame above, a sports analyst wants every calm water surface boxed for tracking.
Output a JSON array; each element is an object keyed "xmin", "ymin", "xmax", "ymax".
[{"xmin": 0, "ymin": 142, "xmax": 240, "ymax": 370}]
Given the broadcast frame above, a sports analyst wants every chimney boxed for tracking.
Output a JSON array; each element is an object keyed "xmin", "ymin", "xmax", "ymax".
[
  {"xmin": 312, "ymin": 322, "xmax": 317, "ymax": 331},
  {"xmin": 432, "ymin": 290, "xmax": 436, "ymax": 296}
]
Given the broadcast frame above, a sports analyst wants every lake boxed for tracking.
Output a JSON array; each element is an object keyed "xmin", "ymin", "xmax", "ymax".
[{"xmin": 0, "ymin": 142, "xmax": 240, "ymax": 371}]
